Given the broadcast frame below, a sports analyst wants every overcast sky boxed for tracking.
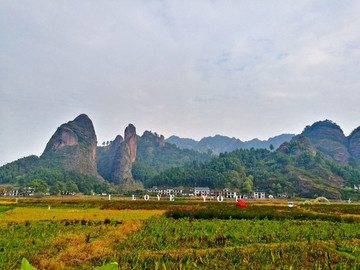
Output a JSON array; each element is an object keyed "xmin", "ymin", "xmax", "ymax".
[{"xmin": 1, "ymin": 1, "xmax": 360, "ymax": 166}]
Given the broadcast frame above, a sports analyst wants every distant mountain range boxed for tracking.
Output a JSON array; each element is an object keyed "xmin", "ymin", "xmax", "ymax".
[{"xmin": 166, "ymin": 134, "xmax": 295, "ymax": 154}]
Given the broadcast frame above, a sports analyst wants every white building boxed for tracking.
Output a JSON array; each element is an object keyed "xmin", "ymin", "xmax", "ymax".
[
  {"xmin": 194, "ymin": 187, "xmax": 210, "ymax": 196},
  {"xmin": 254, "ymin": 191, "xmax": 266, "ymax": 199},
  {"xmin": 223, "ymin": 188, "xmax": 236, "ymax": 198},
  {"xmin": 173, "ymin": 187, "xmax": 183, "ymax": 195},
  {"xmin": 147, "ymin": 186, "xmax": 183, "ymax": 195}
]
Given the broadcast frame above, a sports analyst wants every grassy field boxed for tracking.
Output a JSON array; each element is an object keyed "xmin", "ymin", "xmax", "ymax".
[{"xmin": 1, "ymin": 198, "xmax": 360, "ymax": 269}]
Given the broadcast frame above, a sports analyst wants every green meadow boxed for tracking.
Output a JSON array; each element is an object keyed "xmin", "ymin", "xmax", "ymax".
[{"xmin": 1, "ymin": 198, "xmax": 360, "ymax": 269}]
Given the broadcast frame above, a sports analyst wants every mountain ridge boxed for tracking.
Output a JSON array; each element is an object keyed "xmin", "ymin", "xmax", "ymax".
[
  {"xmin": 1, "ymin": 115, "xmax": 360, "ymax": 198},
  {"xmin": 166, "ymin": 133, "xmax": 295, "ymax": 154},
  {"xmin": 41, "ymin": 114, "xmax": 102, "ymax": 180},
  {"xmin": 299, "ymin": 119, "xmax": 360, "ymax": 165}
]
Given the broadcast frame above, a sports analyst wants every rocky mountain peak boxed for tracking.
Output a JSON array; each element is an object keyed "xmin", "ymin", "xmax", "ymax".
[
  {"xmin": 141, "ymin": 131, "xmax": 165, "ymax": 147},
  {"xmin": 124, "ymin": 124, "xmax": 137, "ymax": 163},
  {"xmin": 42, "ymin": 114, "xmax": 101, "ymax": 179},
  {"xmin": 124, "ymin": 124, "xmax": 136, "ymax": 140},
  {"xmin": 110, "ymin": 124, "xmax": 137, "ymax": 186},
  {"xmin": 348, "ymin": 126, "xmax": 360, "ymax": 159},
  {"xmin": 300, "ymin": 120, "xmax": 349, "ymax": 164},
  {"xmin": 73, "ymin": 113, "xmax": 93, "ymax": 129},
  {"xmin": 302, "ymin": 120, "xmax": 346, "ymax": 143}
]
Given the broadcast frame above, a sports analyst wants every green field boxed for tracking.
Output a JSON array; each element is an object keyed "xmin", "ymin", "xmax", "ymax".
[{"xmin": 1, "ymin": 198, "xmax": 360, "ymax": 269}]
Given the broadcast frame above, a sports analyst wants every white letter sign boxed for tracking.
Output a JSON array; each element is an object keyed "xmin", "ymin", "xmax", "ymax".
[{"xmin": 217, "ymin": 196, "xmax": 224, "ymax": 202}]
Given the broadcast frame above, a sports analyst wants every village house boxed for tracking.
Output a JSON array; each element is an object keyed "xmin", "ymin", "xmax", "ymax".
[
  {"xmin": 147, "ymin": 186, "xmax": 159, "ymax": 193},
  {"xmin": 2, "ymin": 187, "xmax": 35, "ymax": 197},
  {"xmin": 173, "ymin": 187, "xmax": 183, "ymax": 195},
  {"xmin": 194, "ymin": 187, "xmax": 210, "ymax": 196},
  {"xmin": 181, "ymin": 188, "xmax": 193, "ymax": 196},
  {"xmin": 223, "ymin": 188, "xmax": 236, "ymax": 198},
  {"xmin": 61, "ymin": 191, "xmax": 75, "ymax": 196},
  {"xmin": 147, "ymin": 186, "xmax": 183, "ymax": 195},
  {"xmin": 211, "ymin": 189, "xmax": 223, "ymax": 197},
  {"xmin": 253, "ymin": 191, "xmax": 266, "ymax": 199}
]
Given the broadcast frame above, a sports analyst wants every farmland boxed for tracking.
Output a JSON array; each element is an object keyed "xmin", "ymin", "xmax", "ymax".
[{"xmin": 1, "ymin": 197, "xmax": 360, "ymax": 269}]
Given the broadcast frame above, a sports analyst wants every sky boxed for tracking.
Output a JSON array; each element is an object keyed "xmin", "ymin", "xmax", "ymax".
[{"xmin": 1, "ymin": 1, "xmax": 360, "ymax": 166}]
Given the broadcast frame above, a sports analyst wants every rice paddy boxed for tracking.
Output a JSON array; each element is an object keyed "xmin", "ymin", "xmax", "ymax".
[{"xmin": 1, "ymin": 198, "xmax": 360, "ymax": 269}]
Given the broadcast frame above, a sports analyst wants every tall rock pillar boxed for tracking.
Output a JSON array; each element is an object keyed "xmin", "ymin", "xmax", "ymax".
[{"xmin": 111, "ymin": 124, "xmax": 137, "ymax": 185}]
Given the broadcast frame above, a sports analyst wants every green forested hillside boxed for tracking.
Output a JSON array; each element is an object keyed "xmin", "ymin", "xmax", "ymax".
[
  {"xmin": 135, "ymin": 140, "xmax": 211, "ymax": 173},
  {"xmin": 0, "ymin": 155, "xmax": 108, "ymax": 194},
  {"xmin": 96, "ymin": 133, "xmax": 212, "ymax": 184},
  {"xmin": 146, "ymin": 138, "xmax": 360, "ymax": 200}
]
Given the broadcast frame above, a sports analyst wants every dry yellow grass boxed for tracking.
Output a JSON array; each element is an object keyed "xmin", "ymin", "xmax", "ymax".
[
  {"xmin": 0, "ymin": 199, "xmax": 17, "ymax": 204},
  {"xmin": 1, "ymin": 207, "xmax": 164, "ymax": 269},
  {"xmin": 0, "ymin": 208, "xmax": 165, "ymax": 223},
  {"xmin": 36, "ymin": 219, "xmax": 143, "ymax": 270}
]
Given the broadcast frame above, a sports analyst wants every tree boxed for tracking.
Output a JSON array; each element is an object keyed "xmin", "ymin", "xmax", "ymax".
[
  {"xmin": 241, "ymin": 175, "xmax": 253, "ymax": 194},
  {"xmin": 49, "ymin": 181, "xmax": 66, "ymax": 195},
  {"xmin": 49, "ymin": 185, "xmax": 59, "ymax": 195},
  {"xmin": 5, "ymin": 185, "xmax": 13, "ymax": 192},
  {"xmin": 269, "ymin": 144, "xmax": 274, "ymax": 151},
  {"xmin": 30, "ymin": 179, "xmax": 48, "ymax": 193},
  {"xmin": 66, "ymin": 181, "xmax": 79, "ymax": 193}
]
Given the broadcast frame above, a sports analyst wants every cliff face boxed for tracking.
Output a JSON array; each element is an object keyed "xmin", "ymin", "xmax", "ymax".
[
  {"xmin": 124, "ymin": 124, "xmax": 137, "ymax": 163},
  {"xmin": 110, "ymin": 124, "xmax": 137, "ymax": 186},
  {"xmin": 96, "ymin": 135, "xmax": 123, "ymax": 181},
  {"xmin": 348, "ymin": 127, "xmax": 360, "ymax": 160},
  {"xmin": 301, "ymin": 120, "xmax": 350, "ymax": 164},
  {"xmin": 97, "ymin": 128, "xmax": 169, "ymax": 188},
  {"xmin": 42, "ymin": 114, "xmax": 102, "ymax": 179}
]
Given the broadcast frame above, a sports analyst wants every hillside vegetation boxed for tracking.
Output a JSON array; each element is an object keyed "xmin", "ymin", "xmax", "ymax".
[
  {"xmin": 1, "ymin": 116, "xmax": 360, "ymax": 198},
  {"xmin": 146, "ymin": 137, "xmax": 360, "ymax": 200}
]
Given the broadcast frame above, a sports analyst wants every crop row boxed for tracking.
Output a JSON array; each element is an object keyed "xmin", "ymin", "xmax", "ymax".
[
  {"xmin": 119, "ymin": 216, "xmax": 360, "ymax": 251},
  {"xmin": 113, "ymin": 242, "xmax": 360, "ymax": 269},
  {"xmin": 166, "ymin": 203, "xmax": 360, "ymax": 223}
]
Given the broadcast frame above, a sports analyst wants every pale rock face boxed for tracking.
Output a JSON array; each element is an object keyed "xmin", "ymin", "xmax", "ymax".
[
  {"xmin": 42, "ymin": 114, "xmax": 102, "ymax": 180},
  {"xmin": 124, "ymin": 124, "xmax": 137, "ymax": 163},
  {"xmin": 49, "ymin": 130, "xmax": 78, "ymax": 151},
  {"xmin": 105, "ymin": 128, "xmax": 166, "ymax": 186},
  {"xmin": 159, "ymin": 135, "xmax": 165, "ymax": 147},
  {"xmin": 111, "ymin": 124, "xmax": 137, "ymax": 185}
]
